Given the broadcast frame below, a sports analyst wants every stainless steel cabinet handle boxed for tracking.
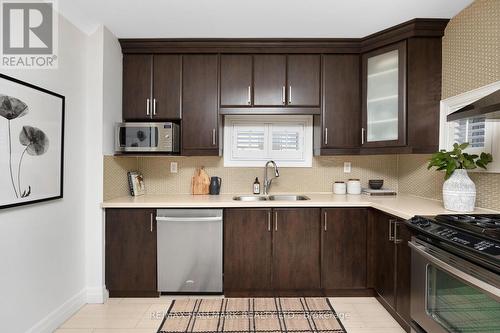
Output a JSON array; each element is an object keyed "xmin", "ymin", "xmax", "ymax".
[
  {"xmin": 274, "ymin": 211, "xmax": 278, "ymax": 231},
  {"xmin": 388, "ymin": 219, "xmax": 394, "ymax": 241},
  {"xmin": 212, "ymin": 129, "xmax": 216, "ymax": 145},
  {"xmin": 282, "ymin": 86, "xmax": 286, "ymax": 105},
  {"xmin": 156, "ymin": 216, "xmax": 222, "ymax": 222},
  {"xmin": 150, "ymin": 213, "xmax": 153, "ymax": 232},
  {"xmin": 146, "ymin": 98, "xmax": 150, "ymax": 116},
  {"xmin": 394, "ymin": 221, "xmax": 403, "ymax": 244},
  {"xmin": 288, "ymin": 86, "xmax": 292, "ymax": 104},
  {"xmin": 361, "ymin": 128, "xmax": 366, "ymax": 145},
  {"xmin": 324, "ymin": 211, "xmax": 327, "ymax": 231},
  {"xmin": 324, "ymin": 128, "xmax": 328, "ymax": 145},
  {"xmin": 153, "ymin": 98, "xmax": 157, "ymax": 116},
  {"xmin": 247, "ymin": 86, "xmax": 251, "ymax": 105},
  {"xmin": 268, "ymin": 211, "xmax": 271, "ymax": 231}
]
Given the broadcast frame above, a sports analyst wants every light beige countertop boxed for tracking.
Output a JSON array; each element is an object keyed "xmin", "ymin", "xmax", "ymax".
[{"xmin": 101, "ymin": 193, "xmax": 497, "ymax": 220}]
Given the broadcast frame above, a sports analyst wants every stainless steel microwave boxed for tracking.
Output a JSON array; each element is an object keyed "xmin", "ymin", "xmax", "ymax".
[{"xmin": 115, "ymin": 122, "xmax": 180, "ymax": 153}]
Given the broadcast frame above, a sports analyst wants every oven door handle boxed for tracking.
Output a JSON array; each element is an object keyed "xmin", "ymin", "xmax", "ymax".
[{"xmin": 409, "ymin": 241, "xmax": 500, "ymax": 300}]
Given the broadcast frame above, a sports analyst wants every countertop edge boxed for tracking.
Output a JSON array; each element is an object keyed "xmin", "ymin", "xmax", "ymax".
[{"xmin": 101, "ymin": 194, "xmax": 498, "ymax": 220}]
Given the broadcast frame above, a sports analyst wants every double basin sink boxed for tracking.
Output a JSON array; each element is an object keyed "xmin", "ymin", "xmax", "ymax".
[{"xmin": 233, "ymin": 194, "xmax": 310, "ymax": 201}]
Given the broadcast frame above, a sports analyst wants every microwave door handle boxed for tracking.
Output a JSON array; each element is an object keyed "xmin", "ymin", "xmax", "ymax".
[{"xmin": 408, "ymin": 241, "xmax": 500, "ymax": 301}]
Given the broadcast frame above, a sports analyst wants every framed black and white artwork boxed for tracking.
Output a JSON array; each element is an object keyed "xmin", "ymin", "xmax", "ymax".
[{"xmin": 0, "ymin": 74, "xmax": 64, "ymax": 209}]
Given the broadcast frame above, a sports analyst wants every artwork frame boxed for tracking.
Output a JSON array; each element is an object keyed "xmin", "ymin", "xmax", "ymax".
[{"xmin": 0, "ymin": 73, "xmax": 64, "ymax": 209}]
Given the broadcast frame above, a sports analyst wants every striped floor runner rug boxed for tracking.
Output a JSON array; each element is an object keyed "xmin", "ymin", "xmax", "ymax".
[{"xmin": 158, "ymin": 298, "xmax": 347, "ymax": 333}]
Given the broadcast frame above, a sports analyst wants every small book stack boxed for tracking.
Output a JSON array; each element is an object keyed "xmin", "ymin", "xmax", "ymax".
[{"xmin": 362, "ymin": 188, "xmax": 397, "ymax": 196}]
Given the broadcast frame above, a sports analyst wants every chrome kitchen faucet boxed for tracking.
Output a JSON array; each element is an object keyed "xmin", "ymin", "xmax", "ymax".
[{"xmin": 263, "ymin": 160, "xmax": 280, "ymax": 195}]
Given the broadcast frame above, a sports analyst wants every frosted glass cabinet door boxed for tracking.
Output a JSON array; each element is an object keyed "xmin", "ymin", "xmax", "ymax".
[{"xmin": 362, "ymin": 41, "xmax": 406, "ymax": 147}]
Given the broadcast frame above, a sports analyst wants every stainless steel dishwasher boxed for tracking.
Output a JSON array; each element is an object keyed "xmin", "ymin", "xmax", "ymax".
[{"xmin": 156, "ymin": 209, "xmax": 223, "ymax": 293}]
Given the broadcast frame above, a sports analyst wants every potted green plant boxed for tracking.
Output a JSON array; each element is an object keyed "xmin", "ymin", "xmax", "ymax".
[{"xmin": 428, "ymin": 143, "xmax": 492, "ymax": 212}]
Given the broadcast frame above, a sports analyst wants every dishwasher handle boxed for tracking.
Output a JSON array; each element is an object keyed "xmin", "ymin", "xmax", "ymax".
[{"xmin": 156, "ymin": 216, "xmax": 222, "ymax": 222}]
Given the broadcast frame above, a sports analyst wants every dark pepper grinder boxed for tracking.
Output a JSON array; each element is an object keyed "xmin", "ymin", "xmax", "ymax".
[{"xmin": 209, "ymin": 176, "xmax": 222, "ymax": 195}]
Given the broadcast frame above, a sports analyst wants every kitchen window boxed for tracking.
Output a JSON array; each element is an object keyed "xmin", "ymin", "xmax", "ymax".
[
  {"xmin": 440, "ymin": 83, "xmax": 500, "ymax": 172},
  {"xmin": 223, "ymin": 115, "xmax": 313, "ymax": 167}
]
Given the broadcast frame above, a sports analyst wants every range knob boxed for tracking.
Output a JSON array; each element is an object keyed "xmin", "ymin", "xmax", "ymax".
[
  {"xmin": 420, "ymin": 220, "xmax": 431, "ymax": 228},
  {"xmin": 409, "ymin": 216, "xmax": 431, "ymax": 228},
  {"xmin": 409, "ymin": 216, "xmax": 422, "ymax": 224}
]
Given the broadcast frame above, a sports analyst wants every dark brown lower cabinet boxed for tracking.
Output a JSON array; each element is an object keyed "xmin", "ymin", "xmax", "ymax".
[
  {"xmin": 371, "ymin": 210, "xmax": 396, "ymax": 307},
  {"xmin": 322, "ymin": 208, "xmax": 369, "ymax": 294},
  {"xmin": 224, "ymin": 209, "xmax": 272, "ymax": 293},
  {"xmin": 273, "ymin": 208, "xmax": 321, "ymax": 292},
  {"xmin": 223, "ymin": 208, "xmax": 321, "ymax": 296},
  {"xmin": 105, "ymin": 209, "xmax": 158, "ymax": 297},
  {"xmin": 368, "ymin": 209, "xmax": 412, "ymax": 332},
  {"xmin": 395, "ymin": 220, "xmax": 412, "ymax": 326}
]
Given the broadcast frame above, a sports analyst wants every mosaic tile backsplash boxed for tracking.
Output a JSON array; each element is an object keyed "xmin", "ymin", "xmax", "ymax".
[{"xmin": 103, "ymin": 155, "xmax": 399, "ymax": 200}]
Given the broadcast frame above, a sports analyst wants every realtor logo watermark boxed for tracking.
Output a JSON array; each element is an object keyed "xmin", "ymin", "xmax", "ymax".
[{"xmin": 1, "ymin": 0, "xmax": 58, "ymax": 68}]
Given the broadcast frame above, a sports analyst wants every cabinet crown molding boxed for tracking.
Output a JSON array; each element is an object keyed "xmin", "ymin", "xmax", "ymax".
[{"xmin": 119, "ymin": 18, "xmax": 449, "ymax": 54}]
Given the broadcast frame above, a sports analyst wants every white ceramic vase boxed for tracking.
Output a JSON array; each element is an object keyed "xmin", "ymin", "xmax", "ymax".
[{"xmin": 442, "ymin": 169, "xmax": 476, "ymax": 212}]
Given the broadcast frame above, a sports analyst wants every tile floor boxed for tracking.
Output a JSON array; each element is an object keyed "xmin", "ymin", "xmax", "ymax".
[{"xmin": 56, "ymin": 296, "xmax": 405, "ymax": 333}]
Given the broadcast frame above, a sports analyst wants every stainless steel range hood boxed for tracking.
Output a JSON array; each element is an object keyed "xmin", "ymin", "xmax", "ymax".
[{"xmin": 447, "ymin": 89, "xmax": 500, "ymax": 121}]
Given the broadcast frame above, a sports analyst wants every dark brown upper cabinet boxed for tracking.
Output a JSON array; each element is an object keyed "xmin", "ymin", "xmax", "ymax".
[
  {"xmin": 182, "ymin": 54, "xmax": 219, "ymax": 155},
  {"xmin": 287, "ymin": 55, "xmax": 320, "ymax": 106},
  {"xmin": 220, "ymin": 54, "xmax": 320, "ymax": 109},
  {"xmin": 120, "ymin": 19, "xmax": 447, "ymax": 156},
  {"xmin": 220, "ymin": 55, "xmax": 253, "ymax": 106},
  {"xmin": 360, "ymin": 38, "xmax": 442, "ymax": 154},
  {"xmin": 321, "ymin": 208, "xmax": 367, "ymax": 291},
  {"xmin": 321, "ymin": 54, "xmax": 361, "ymax": 151},
  {"xmin": 123, "ymin": 54, "xmax": 153, "ymax": 121},
  {"xmin": 253, "ymin": 55, "xmax": 287, "ymax": 106},
  {"xmin": 153, "ymin": 55, "xmax": 182, "ymax": 120},
  {"xmin": 105, "ymin": 208, "xmax": 158, "ymax": 297},
  {"xmin": 362, "ymin": 41, "xmax": 407, "ymax": 148},
  {"xmin": 123, "ymin": 54, "xmax": 181, "ymax": 121}
]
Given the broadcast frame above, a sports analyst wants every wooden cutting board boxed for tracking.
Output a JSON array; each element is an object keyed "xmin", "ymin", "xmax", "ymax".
[{"xmin": 191, "ymin": 167, "xmax": 210, "ymax": 195}]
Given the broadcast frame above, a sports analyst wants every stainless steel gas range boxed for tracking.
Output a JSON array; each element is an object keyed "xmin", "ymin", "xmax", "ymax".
[{"xmin": 406, "ymin": 214, "xmax": 500, "ymax": 333}]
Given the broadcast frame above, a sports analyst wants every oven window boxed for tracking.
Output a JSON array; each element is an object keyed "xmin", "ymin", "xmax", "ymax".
[
  {"xmin": 120, "ymin": 127, "xmax": 158, "ymax": 148},
  {"xmin": 426, "ymin": 265, "xmax": 500, "ymax": 332}
]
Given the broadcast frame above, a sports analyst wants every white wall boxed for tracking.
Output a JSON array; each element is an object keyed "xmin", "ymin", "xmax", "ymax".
[
  {"xmin": 0, "ymin": 16, "xmax": 88, "ymax": 333},
  {"xmin": 0, "ymin": 15, "xmax": 122, "ymax": 332},
  {"xmin": 84, "ymin": 25, "xmax": 122, "ymax": 304},
  {"xmin": 102, "ymin": 27, "xmax": 123, "ymax": 155}
]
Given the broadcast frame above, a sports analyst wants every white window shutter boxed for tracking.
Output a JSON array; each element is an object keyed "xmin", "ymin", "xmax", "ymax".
[
  {"xmin": 224, "ymin": 115, "xmax": 312, "ymax": 167},
  {"xmin": 270, "ymin": 124, "xmax": 304, "ymax": 160},
  {"xmin": 231, "ymin": 124, "xmax": 266, "ymax": 159}
]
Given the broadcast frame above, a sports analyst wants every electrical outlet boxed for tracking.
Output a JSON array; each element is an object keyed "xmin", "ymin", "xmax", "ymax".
[
  {"xmin": 344, "ymin": 162, "xmax": 352, "ymax": 173},
  {"xmin": 170, "ymin": 162, "xmax": 178, "ymax": 173}
]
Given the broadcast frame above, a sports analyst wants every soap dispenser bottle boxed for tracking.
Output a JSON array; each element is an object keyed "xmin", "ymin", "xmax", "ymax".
[{"xmin": 253, "ymin": 177, "xmax": 260, "ymax": 195}]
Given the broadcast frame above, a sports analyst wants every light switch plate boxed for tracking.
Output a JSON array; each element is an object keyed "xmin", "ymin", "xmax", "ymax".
[
  {"xmin": 170, "ymin": 162, "xmax": 178, "ymax": 173},
  {"xmin": 344, "ymin": 162, "xmax": 352, "ymax": 173}
]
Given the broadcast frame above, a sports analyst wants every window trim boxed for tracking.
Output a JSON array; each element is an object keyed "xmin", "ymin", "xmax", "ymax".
[
  {"xmin": 439, "ymin": 81, "xmax": 500, "ymax": 173},
  {"xmin": 223, "ymin": 115, "xmax": 313, "ymax": 167}
]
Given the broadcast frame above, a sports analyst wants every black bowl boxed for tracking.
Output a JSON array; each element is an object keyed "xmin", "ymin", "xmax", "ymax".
[{"xmin": 369, "ymin": 179, "xmax": 384, "ymax": 190}]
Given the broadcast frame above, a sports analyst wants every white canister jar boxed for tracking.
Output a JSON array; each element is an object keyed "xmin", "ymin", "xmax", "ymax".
[
  {"xmin": 347, "ymin": 179, "xmax": 361, "ymax": 195},
  {"xmin": 333, "ymin": 181, "xmax": 347, "ymax": 194}
]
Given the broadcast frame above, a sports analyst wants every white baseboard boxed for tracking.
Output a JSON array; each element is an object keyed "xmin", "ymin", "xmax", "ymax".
[
  {"xmin": 26, "ymin": 288, "xmax": 86, "ymax": 333},
  {"xmin": 86, "ymin": 285, "xmax": 108, "ymax": 304}
]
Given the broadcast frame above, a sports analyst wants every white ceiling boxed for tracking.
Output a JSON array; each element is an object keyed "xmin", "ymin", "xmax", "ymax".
[{"xmin": 58, "ymin": 0, "xmax": 473, "ymax": 38}]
